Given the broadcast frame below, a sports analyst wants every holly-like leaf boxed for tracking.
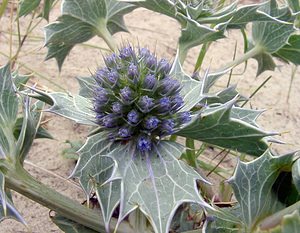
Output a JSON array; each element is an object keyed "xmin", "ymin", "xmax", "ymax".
[
  {"xmin": 108, "ymin": 141, "xmax": 210, "ymax": 233},
  {"xmin": 32, "ymin": 89, "xmax": 96, "ymax": 126},
  {"xmin": 71, "ymin": 132, "xmax": 119, "ymax": 231},
  {"xmin": 51, "ymin": 213, "xmax": 99, "ymax": 233},
  {"xmin": 16, "ymin": 99, "xmax": 48, "ymax": 163},
  {"xmin": 76, "ymin": 77, "xmax": 97, "ymax": 98},
  {"xmin": 178, "ymin": 18, "xmax": 225, "ymax": 62},
  {"xmin": 227, "ymin": 2, "xmax": 273, "ymax": 28},
  {"xmin": 170, "ymin": 53, "xmax": 204, "ymax": 112},
  {"xmin": 41, "ymin": 0, "xmax": 54, "ymax": 21},
  {"xmin": 14, "ymin": 117, "xmax": 53, "ymax": 141},
  {"xmin": 0, "ymin": 172, "xmax": 26, "ymax": 224},
  {"xmin": 123, "ymin": 0, "xmax": 176, "ymax": 19},
  {"xmin": 252, "ymin": 0, "xmax": 295, "ymax": 54},
  {"xmin": 274, "ymin": 34, "xmax": 300, "ymax": 65},
  {"xmin": 44, "ymin": 0, "xmax": 135, "ymax": 70},
  {"xmin": 72, "ymin": 133, "xmax": 210, "ymax": 233},
  {"xmin": 176, "ymin": 99, "xmax": 274, "ymax": 156},
  {"xmin": 205, "ymin": 151, "xmax": 300, "ymax": 233},
  {"xmin": 204, "ymin": 206, "xmax": 244, "ymax": 233},
  {"xmin": 229, "ymin": 150, "xmax": 296, "ymax": 230},
  {"xmin": 252, "ymin": 51, "xmax": 276, "ymax": 76},
  {"xmin": 229, "ymin": 107, "xmax": 264, "ymax": 127},
  {"xmin": 12, "ymin": 71, "xmax": 30, "ymax": 90},
  {"xmin": 0, "ymin": 64, "xmax": 18, "ymax": 158}
]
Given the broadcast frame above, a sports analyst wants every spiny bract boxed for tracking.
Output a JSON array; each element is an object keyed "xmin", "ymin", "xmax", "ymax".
[{"xmin": 93, "ymin": 46, "xmax": 191, "ymax": 152}]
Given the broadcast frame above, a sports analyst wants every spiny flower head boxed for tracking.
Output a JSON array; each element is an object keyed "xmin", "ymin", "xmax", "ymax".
[{"xmin": 93, "ymin": 46, "xmax": 191, "ymax": 152}]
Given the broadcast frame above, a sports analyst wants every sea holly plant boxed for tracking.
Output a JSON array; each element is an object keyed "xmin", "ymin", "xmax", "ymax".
[
  {"xmin": 1, "ymin": 0, "xmax": 300, "ymax": 233},
  {"xmin": 28, "ymin": 45, "xmax": 296, "ymax": 233}
]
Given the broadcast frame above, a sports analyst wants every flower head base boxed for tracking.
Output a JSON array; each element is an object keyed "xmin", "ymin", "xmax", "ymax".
[{"xmin": 93, "ymin": 46, "xmax": 191, "ymax": 152}]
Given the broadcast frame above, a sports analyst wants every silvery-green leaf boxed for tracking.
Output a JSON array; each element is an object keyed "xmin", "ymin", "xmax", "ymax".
[
  {"xmin": 44, "ymin": 15, "xmax": 96, "ymax": 70},
  {"xmin": 51, "ymin": 213, "xmax": 99, "ymax": 233},
  {"xmin": 274, "ymin": 34, "xmax": 300, "ymax": 65},
  {"xmin": 170, "ymin": 53, "xmax": 204, "ymax": 112},
  {"xmin": 252, "ymin": 51, "xmax": 276, "ymax": 76},
  {"xmin": 204, "ymin": 205, "xmax": 244, "ymax": 233},
  {"xmin": 292, "ymin": 159, "xmax": 300, "ymax": 194},
  {"xmin": 108, "ymin": 140, "xmax": 210, "ymax": 233},
  {"xmin": 230, "ymin": 107, "xmax": 264, "ymax": 127},
  {"xmin": 123, "ymin": 0, "xmax": 176, "ymax": 19},
  {"xmin": 71, "ymin": 132, "xmax": 120, "ymax": 230},
  {"xmin": 76, "ymin": 77, "xmax": 97, "ymax": 98},
  {"xmin": 12, "ymin": 71, "xmax": 30, "ymax": 90},
  {"xmin": 178, "ymin": 18, "xmax": 225, "ymax": 62},
  {"xmin": 228, "ymin": 150, "xmax": 296, "ymax": 230},
  {"xmin": 14, "ymin": 117, "xmax": 53, "ymax": 140},
  {"xmin": 45, "ymin": 0, "xmax": 135, "ymax": 70},
  {"xmin": 34, "ymin": 90, "xmax": 96, "ymax": 125},
  {"xmin": 246, "ymin": 40, "xmax": 276, "ymax": 76},
  {"xmin": 72, "ymin": 132, "xmax": 115, "ymax": 195},
  {"xmin": 286, "ymin": 0, "xmax": 300, "ymax": 13},
  {"xmin": 0, "ymin": 172, "xmax": 25, "ymax": 224},
  {"xmin": 185, "ymin": 1, "xmax": 237, "ymax": 25},
  {"xmin": 95, "ymin": 180, "xmax": 121, "ymax": 232},
  {"xmin": 176, "ymin": 99, "xmax": 274, "ymax": 156},
  {"xmin": 202, "ymin": 67, "xmax": 233, "ymax": 94},
  {"xmin": 19, "ymin": 0, "xmax": 41, "ymax": 17},
  {"xmin": 252, "ymin": 0, "xmax": 295, "ymax": 53},
  {"xmin": 41, "ymin": 0, "xmax": 54, "ymax": 21},
  {"xmin": 16, "ymin": 99, "xmax": 46, "ymax": 163},
  {"xmin": 205, "ymin": 86, "xmax": 244, "ymax": 105},
  {"xmin": 0, "ymin": 64, "xmax": 18, "ymax": 158},
  {"xmin": 227, "ymin": 2, "xmax": 272, "ymax": 28}
]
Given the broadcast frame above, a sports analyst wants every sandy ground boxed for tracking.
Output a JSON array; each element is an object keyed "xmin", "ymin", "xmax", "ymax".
[{"xmin": 0, "ymin": 1, "xmax": 300, "ymax": 232}]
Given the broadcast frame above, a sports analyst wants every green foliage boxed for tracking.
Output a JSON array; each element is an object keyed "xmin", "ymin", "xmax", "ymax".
[
  {"xmin": 2, "ymin": 0, "xmax": 300, "ymax": 232},
  {"xmin": 19, "ymin": 0, "xmax": 54, "ymax": 21},
  {"xmin": 0, "ymin": 64, "xmax": 39, "ymax": 225},
  {"xmin": 0, "ymin": 64, "xmax": 19, "ymax": 159},
  {"xmin": 0, "ymin": 173, "xmax": 26, "ymax": 224},
  {"xmin": 176, "ymin": 100, "xmax": 273, "ymax": 156},
  {"xmin": 19, "ymin": 0, "xmax": 40, "ymax": 17},
  {"xmin": 44, "ymin": 0, "xmax": 136, "ymax": 70},
  {"xmin": 251, "ymin": 0, "xmax": 295, "ymax": 54},
  {"xmin": 275, "ymin": 35, "xmax": 300, "ymax": 65},
  {"xmin": 205, "ymin": 150, "xmax": 300, "ymax": 232},
  {"xmin": 72, "ymin": 132, "xmax": 210, "ymax": 233}
]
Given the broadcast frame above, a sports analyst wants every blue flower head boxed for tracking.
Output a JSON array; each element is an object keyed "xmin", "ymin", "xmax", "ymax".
[{"xmin": 93, "ymin": 46, "xmax": 192, "ymax": 152}]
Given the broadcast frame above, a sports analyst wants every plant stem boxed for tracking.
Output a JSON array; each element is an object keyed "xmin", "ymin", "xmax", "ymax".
[
  {"xmin": 258, "ymin": 201, "xmax": 300, "ymax": 230},
  {"xmin": 169, "ymin": 135, "xmax": 177, "ymax": 142},
  {"xmin": 186, "ymin": 138, "xmax": 197, "ymax": 168},
  {"xmin": 97, "ymin": 22, "xmax": 117, "ymax": 52},
  {"xmin": 194, "ymin": 43, "xmax": 210, "ymax": 73},
  {"xmin": 241, "ymin": 75, "xmax": 272, "ymax": 107},
  {"xmin": 213, "ymin": 45, "xmax": 263, "ymax": 75},
  {"xmin": 4, "ymin": 163, "xmax": 134, "ymax": 233}
]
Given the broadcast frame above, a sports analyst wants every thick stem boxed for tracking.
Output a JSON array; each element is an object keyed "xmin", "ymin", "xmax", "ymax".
[
  {"xmin": 258, "ymin": 201, "xmax": 300, "ymax": 230},
  {"xmin": 4, "ymin": 163, "xmax": 134, "ymax": 233},
  {"xmin": 97, "ymin": 21, "xmax": 117, "ymax": 52},
  {"xmin": 185, "ymin": 138, "xmax": 197, "ymax": 168},
  {"xmin": 212, "ymin": 45, "xmax": 263, "ymax": 75}
]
